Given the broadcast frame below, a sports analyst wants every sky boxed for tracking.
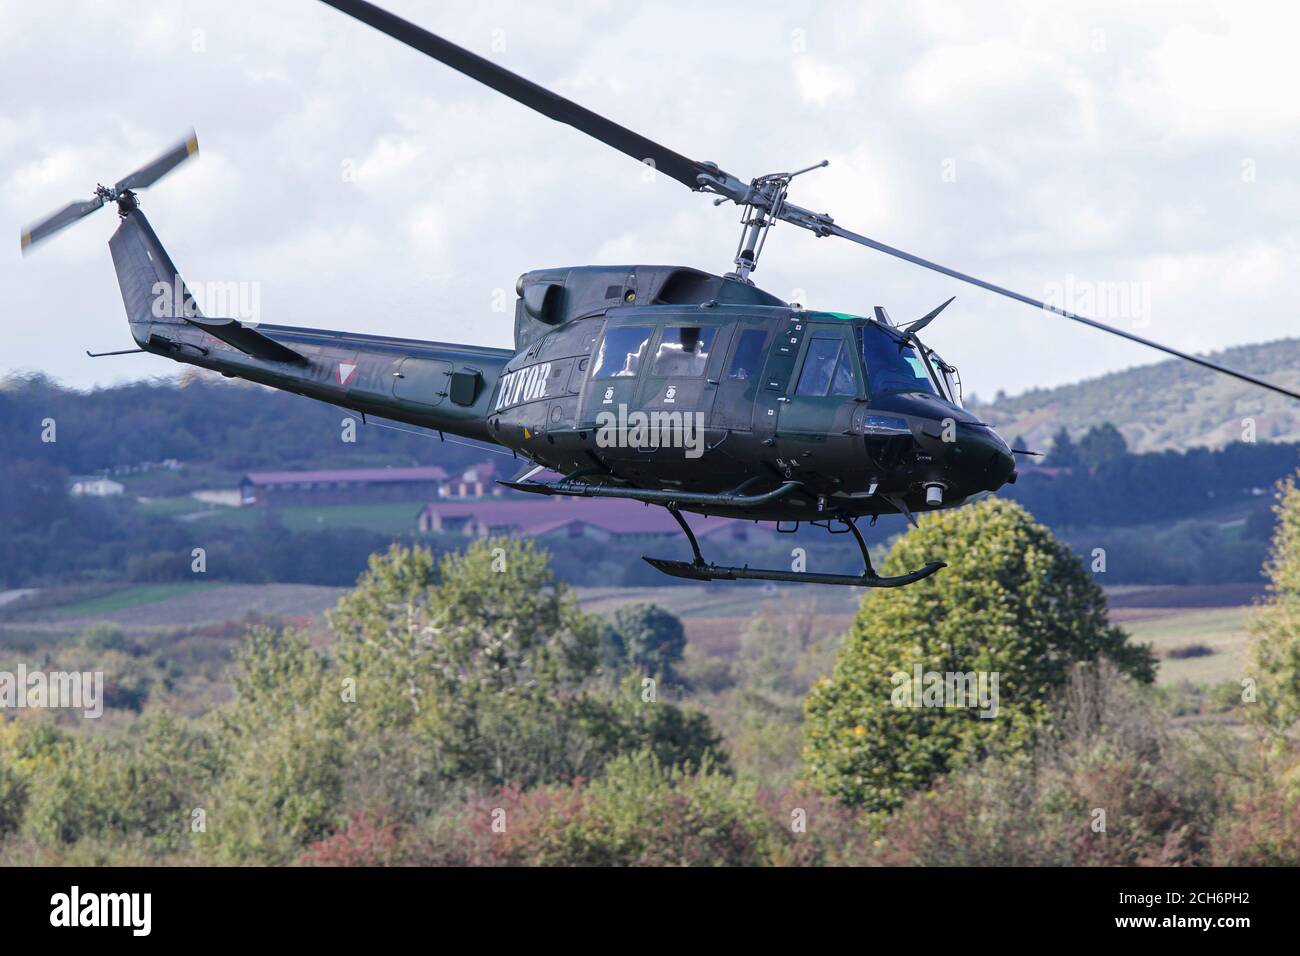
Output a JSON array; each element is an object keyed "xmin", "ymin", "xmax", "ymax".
[{"xmin": 3, "ymin": 0, "xmax": 1299, "ymax": 400}]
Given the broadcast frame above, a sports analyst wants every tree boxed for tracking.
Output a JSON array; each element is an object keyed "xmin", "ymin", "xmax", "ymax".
[
  {"xmin": 802, "ymin": 497, "xmax": 1155, "ymax": 812},
  {"xmin": 1246, "ymin": 474, "xmax": 1300, "ymax": 743},
  {"xmin": 604, "ymin": 603, "xmax": 687, "ymax": 683},
  {"xmin": 326, "ymin": 539, "xmax": 721, "ymax": 808},
  {"xmin": 1077, "ymin": 422, "xmax": 1128, "ymax": 466},
  {"xmin": 1047, "ymin": 427, "xmax": 1078, "ymax": 467},
  {"xmin": 201, "ymin": 627, "xmax": 347, "ymax": 864}
]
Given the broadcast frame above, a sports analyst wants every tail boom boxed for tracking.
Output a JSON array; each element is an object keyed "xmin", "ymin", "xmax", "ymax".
[{"xmin": 108, "ymin": 207, "xmax": 512, "ymax": 442}]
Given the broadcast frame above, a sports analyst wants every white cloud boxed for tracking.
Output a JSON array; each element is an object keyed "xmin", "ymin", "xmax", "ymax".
[
  {"xmin": 1119, "ymin": 13, "xmax": 1300, "ymax": 142},
  {"xmin": 3, "ymin": 0, "xmax": 1300, "ymax": 406},
  {"xmin": 792, "ymin": 57, "xmax": 857, "ymax": 106}
]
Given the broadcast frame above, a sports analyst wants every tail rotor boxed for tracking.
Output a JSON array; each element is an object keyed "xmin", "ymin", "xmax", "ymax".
[{"xmin": 20, "ymin": 130, "xmax": 198, "ymax": 254}]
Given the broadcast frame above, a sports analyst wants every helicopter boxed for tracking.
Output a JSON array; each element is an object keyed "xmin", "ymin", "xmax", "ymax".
[{"xmin": 20, "ymin": 0, "xmax": 1300, "ymax": 588}]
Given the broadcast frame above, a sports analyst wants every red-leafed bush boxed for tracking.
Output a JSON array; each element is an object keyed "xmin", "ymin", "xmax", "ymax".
[
  {"xmin": 1213, "ymin": 786, "xmax": 1300, "ymax": 865},
  {"xmin": 301, "ymin": 812, "xmax": 402, "ymax": 867}
]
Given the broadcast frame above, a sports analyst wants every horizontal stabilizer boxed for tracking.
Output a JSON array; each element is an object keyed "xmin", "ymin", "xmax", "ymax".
[{"xmin": 186, "ymin": 316, "xmax": 306, "ymax": 364}]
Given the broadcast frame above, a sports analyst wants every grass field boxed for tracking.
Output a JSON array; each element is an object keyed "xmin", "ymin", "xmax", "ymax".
[
  {"xmin": 1121, "ymin": 607, "xmax": 1252, "ymax": 687},
  {"xmin": 574, "ymin": 584, "xmax": 864, "ymax": 619},
  {"xmin": 135, "ymin": 496, "xmax": 226, "ymax": 519},
  {"xmin": 35, "ymin": 582, "xmax": 220, "ymax": 618},
  {"xmin": 174, "ymin": 500, "xmax": 422, "ymax": 535}
]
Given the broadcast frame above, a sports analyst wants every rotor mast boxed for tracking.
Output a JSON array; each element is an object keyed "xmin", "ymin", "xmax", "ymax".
[{"xmin": 724, "ymin": 160, "xmax": 828, "ymax": 283}]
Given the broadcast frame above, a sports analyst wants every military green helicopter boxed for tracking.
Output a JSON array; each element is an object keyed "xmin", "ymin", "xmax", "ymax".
[{"xmin": 21, "ymin": 0, "xmax": 1300, "ymax": 587}]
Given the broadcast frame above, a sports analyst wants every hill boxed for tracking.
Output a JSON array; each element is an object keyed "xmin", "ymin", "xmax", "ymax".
[{"xmin": 970, "ymin": 337, "xmax": 1300, "ymax": 454}]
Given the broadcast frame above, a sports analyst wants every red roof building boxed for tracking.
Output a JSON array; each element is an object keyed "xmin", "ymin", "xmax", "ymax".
[
  {"xmin": 416, "ymin": 497, "xmax": 774, "ymax": 543},
  {"xmin": 239, "ymin": 463, "xmax": 500, "ymax": 507}
]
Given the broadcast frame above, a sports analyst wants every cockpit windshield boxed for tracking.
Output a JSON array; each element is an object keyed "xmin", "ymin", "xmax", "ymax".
[{"xmin": 860, "ymin": 323, "xmax": 938, "ymax": 396}]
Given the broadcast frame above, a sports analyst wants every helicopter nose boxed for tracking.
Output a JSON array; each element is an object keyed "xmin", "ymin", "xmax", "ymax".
[{"xmin": 955, "ymin": 425, "xmax": 1015, "ymax": 492}]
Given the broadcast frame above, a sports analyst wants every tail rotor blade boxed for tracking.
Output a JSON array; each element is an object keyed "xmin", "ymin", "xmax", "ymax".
[
  {"xmin": 20, "ymin": 130, "xmax": 198, "ymax": 254},
  {"xmin": 114, "ymin": 129, "xmax": 199, "ymax": 192},
  {"xmin": 20, "ymin": 195, "xmax": 106, "ymax": 254}
]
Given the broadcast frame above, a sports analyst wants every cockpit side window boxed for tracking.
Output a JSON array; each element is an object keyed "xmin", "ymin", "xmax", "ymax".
[
  {"xmin": 795, "ymin": 331, "xmax": 858, "ymax": 397},
  {"xmin": 926, "ymin": 351, "xmax": 962, "ymax": 405}
]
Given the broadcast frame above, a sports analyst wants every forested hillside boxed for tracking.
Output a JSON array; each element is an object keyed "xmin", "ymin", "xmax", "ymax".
[
  {"xmin": 0, "ymin": 370, "xmax": 492, "ymax": 481},
  {"xmin": 971, "ymin": 337, "xmax": 1300, "ymax": 454}
]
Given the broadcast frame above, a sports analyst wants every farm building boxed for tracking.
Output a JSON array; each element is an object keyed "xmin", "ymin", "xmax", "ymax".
[
  {"xmin": 69, "ymin": 477, "xmax": 125, "ymax": 497},
  {"xmin": 239, "ymin": 463, "xmax": 500, "ymax": 507},
  {"xmin": 416, "ymin": 497, "xmax": 775, "ymax": 543}
]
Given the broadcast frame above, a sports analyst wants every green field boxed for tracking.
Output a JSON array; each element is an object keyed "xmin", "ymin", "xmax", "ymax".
[
  {"xmin": 135, "ymin": 496, "xmax": 227, "ymax": 518},
  {"xmin": 1122, "ymin": 607, "xmax": 1251, "ymax": 686},
  {"xmin": 146, "ymin": 500, "xmax": 424, "ymax": 535},
  {"xmin": 574, "ymin": 584, "xmax": 864, "ymax": 619},
  {"xmin": 34, "ymin": 582, "xmax": 220, "ymax": 618}
]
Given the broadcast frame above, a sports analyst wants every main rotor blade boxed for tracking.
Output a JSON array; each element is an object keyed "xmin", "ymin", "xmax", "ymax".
[
  {"xmin": 20, "ymin": 195, "xmax": 105, "ymax": 254},
  {"xmin": 115, "ymin": 129, "xmax": 199, "ymax": 191},
  {"xmin": 825, "ymin": 223, "xmax": 1300, "ymax": 402},
  {"xmin": 318, "ymin": 0, "xmax": 724, "ymax": 191}
]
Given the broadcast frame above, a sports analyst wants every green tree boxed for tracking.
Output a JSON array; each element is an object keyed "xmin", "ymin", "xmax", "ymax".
[
  {"xmin": 326, "ymin": 539, "xmax": 720, "ymax": 810},
  {"xmin": 803, "ymin": 497, "xmax": 1154, "ymax": 812},
  {"xmin": 1048, "ymin": 426, "xmax": 1078, "ymax": 467},
  {"xmin": 1246, "ymin": 474, "xmax": 1300, "ymax": 744},
  {"xmin": 200, "ymin": 626, "xmax": 346, "ymax": 864},
  {"xmin": 604, "ymin": 603, "xmax": 687, "ymax": 683},
  {"xmin": 1077, "ymin": 422, "xmax": 1128, "ymax": 466}
]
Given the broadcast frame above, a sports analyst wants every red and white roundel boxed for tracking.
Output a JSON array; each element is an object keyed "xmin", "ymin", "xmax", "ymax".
[{"xmin": 335, "ymin": 362, "xmax": 359, "ymax": 386}]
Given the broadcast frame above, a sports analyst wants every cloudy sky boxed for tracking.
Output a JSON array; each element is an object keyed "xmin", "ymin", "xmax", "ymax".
[{"xmin": 3, "ymin": 0, "xmax": 1299, "ymax": 400}]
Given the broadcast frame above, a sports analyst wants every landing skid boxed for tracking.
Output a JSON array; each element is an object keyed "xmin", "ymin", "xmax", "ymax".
[
  {"xmin": 644, "ymin": 509, "xmax": 945, "ymax": 589},
  {"xmin": 643, "ymin": 556, "xmax": 945, "ymax": 588}
]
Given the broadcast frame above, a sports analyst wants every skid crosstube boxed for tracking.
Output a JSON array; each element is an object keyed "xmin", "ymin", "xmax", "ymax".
[
  {"xmin": 644, "ymin": 502, "xmax": 946, "ymax": 588},
  {"xmin": 642, "ymin": 557, "xmax": 946, "ymax": 588}
]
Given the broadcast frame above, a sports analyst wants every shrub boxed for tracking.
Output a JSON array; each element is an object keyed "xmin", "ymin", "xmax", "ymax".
[
  {"xmin": 804, "ymin": 498, "xmax": 1155, "ymax": 812},
  {"xmin": 407, "ymin": 751, "xmax": 766, "ymax": 866}
]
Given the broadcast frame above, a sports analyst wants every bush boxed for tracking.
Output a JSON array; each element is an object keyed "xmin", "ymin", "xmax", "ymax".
[
  {"xmin": 404, "ymin": 751, "xmax": 765, "ymax": 866},
  {"xmin": 19, "ymin": 714, "xmax": 215, "ymax": 854},
  {"xmin": 1213, "ymin": 785, "xmax": 1300, "ymax": 865},
  {"xmin": 198, "ymin": 627, "xmax": 347, "ymax": 864},
  {"xmin": 804, "ymin": 498, "xmax": 1155, "ymax": 812},
  {"xmin": 300, "ymin": 811, "xmax": 403, "ymax": 867},
  {"xmin": 874, "ymin": 662, "xmax": 1215, "ymax": 866}
]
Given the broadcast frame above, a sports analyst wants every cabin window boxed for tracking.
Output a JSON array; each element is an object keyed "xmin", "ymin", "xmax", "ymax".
[
  {"xmin": 592, "ymin": 326, "xmax": 652, "ymax": 378},
  {"xmin": 651, "ymin": 326, "xmax": 717, "ymax": 377},
  {"xmin": 726, "ymin": 329, "xmax": 766, "ymax": 381},
  {"xmin": 795, "ymin": 332, "xmax": 858, "ymax": 397}
]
